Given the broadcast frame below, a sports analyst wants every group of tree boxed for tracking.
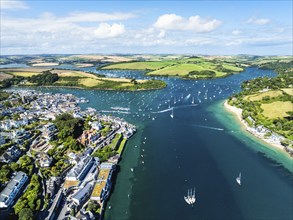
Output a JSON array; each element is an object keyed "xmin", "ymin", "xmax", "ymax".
[
  {"xmin": 259, "ymin": 60, "xmax": 293, "ymax": 75},
  {"xmin": 241, "ymin": 75, "xmax": 293, "ymax": 93},
  {"xmin": 188, "ymin": 70, "xmax": 216, "ymax": 76},
  {"xmin": 0, "ymin": 76, "xmax": 24, "ymax": 88},
  {"xmin": 92, "ymin": 145, "xmax": 117, "ymax": 162},
  {"xmin": 87, "ymin": 200, "xmax": 100, "ymax": 214},
  {"xmin": 229, "ymin": 69, "xmax": 293, "ymax": 142},
  {"xmin": 29, "ymin": 70, "xmax": 59, "ymax": 85},
  {"xmin": 0, "ymin": 160, "xmax": 24, "ymax": 185},
  {"xmin": 14, "ymin": 174, "xmax": 42, "ymax": 219},
  {"xmin": 54, "ymin": 113, "xmax": 84, "ymax": 140}
]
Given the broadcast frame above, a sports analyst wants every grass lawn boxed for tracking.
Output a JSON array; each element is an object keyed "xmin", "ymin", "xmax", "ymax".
[
  {"xmin": 63, "ymin": 180, "xmax": 79, "ymax": 189},
  {"xmin": 91, "ymin": 181, "xmax": 106, "ymax": 197},
  {"xmin": 103, "ymin": 58, "xmax": 243, "ymax": 79},
  {"xmin": 2, "ymin": 67, "xmax": 166, "ymax": 91},
  {"xmin": 117, "ymin": 138, "xmax": 127, "ymax": 155},
  {"xmin": 9, "ymin": 71, "xmax": 39, "ymax": 77},
  {"xmin": 148, "ymin": 63, "xmax": 205, "ymax": 76},
  {"xmin": 108, "ymin": 134, "xmax": 122, "ymax": 150},
  {"xmin": 102, "ymin": 61, "xmax": 175, "ymax": 70},
  {"xmin": 282, "ymin": 88, "xmax": 293, "ymax": 96},
  {"xmin": 244, "ymin": 90, "xmax": 283, "ymax": 101},
  {"xmin": 79, "ymin": 78, "xmax": 102, "ymax": 87},
  {"xmin": 261, "ymin": 101, "xmax": 293, "ymax": 119},
  {"xmin": 222, "ymin": 64, "xmax": 243, "ymax": 72}
]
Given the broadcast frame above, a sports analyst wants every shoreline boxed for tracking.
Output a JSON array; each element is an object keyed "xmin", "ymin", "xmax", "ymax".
[
  {"xmin": 10, "ymin": 84, "xmax": 167, "ymax": 92},
  {"xmin": 223, "ymin": 100, "xmax": 288, "ymax": 153}
]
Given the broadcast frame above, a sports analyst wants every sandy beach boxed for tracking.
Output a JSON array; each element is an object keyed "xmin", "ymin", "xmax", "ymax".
[
  {"xmin": 31, "ymin": 62, "xmax": 59, "ymax": 66},
  {"xmin": 224, "ymin": 100, "xmax": 286, "ymax": 152}
]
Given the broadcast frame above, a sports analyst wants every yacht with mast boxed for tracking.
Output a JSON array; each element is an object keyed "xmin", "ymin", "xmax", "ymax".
[
  {"xmin": 170, "ymin": 108, "xmax": 174, "ymax": 118},
  {"xmin": 236, "ymin": 172, "xmax": 241, "ymax": 186},
  {"xmin": 184, "ymin": 188, "xmax": 196, "ymax": 206}
]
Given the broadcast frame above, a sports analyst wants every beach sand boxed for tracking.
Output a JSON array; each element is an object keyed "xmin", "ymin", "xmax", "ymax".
[{"xmin": 224, "ymin": 100, "xmax": 285, "ymax": 151}]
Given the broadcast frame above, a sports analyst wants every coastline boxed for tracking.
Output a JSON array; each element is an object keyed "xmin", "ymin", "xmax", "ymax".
[
  {"xmin": 223, "ymin": 100, "xmax": 287, "ymax": 152},
  {"xmin": 11, "ymin": 84, "xmax": 167, "ymax": 92}
]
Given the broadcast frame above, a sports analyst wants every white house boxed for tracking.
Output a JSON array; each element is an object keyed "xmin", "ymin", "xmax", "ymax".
[{"xmin": 0, "ymin": 171, "xmax": 28, "ymax": 208}]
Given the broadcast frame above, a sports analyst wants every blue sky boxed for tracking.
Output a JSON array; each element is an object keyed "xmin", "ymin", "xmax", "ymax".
[{"xmin": 1, "ymin": 0, "xmax": 292, "ymax": 55}]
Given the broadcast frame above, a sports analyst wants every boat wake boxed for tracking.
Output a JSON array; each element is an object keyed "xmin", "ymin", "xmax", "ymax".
[
  {"xmin": 151, "ymin": 108, "xmax": 173, "ymax": 113},
  {"xmin": 100, "ymin": 110, "xmax": 131, "ymax": 114},
  {"xmin": 193, "ymin": 124, "xmax": 224, "ymax": 131},
  {"xmin": 152, "ymin": 104, "xmax": 198, "ymax": 114}
]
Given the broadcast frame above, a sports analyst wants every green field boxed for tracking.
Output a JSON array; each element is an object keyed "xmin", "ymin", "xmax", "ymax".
[
  {"xmin": 2, "ymin": 68, "xmax": 166, "ymax": 91},
  {"xmin": 102, "ymin": 57, "xmax": 244, "ymax": 79},
  {"xmin": 117, "ymin": 138, "xmax": 127, "ymax": 155},
  {"xmin": 282, "ymin": 88, "xmax": 293, "ymax": 96},
  {"xmin": 102, "ymin": 61, "xmax": 176, "ymax": 70},
  {"xmin": 261, "ymin": 101, "xmax": 293, "ymax": 119},
  {"xmin": 9, "ymin": 71, "xmax": 40, "ymax": 77},
  {"xmin": 244, "ymin": 90, "xmax": 283, "ymax": 101}
]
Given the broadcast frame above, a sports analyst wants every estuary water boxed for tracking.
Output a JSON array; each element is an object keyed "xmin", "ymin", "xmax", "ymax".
[{"xmin": 8, "ymin": 67, "xmax": 292, "ymax": 220}]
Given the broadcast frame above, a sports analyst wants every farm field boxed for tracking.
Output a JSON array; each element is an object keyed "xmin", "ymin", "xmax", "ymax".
[{"xmin": 102, "ymin": 57, "xmax": 244, "ymax": 79}]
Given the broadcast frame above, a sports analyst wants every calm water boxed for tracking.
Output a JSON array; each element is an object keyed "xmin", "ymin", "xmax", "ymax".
[{"xmin": 6, "ymin": 67, "xmax": 293, "ymax": 220}]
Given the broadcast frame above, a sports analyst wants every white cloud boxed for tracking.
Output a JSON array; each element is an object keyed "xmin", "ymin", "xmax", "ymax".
[
  {"xmin": 246, "ymin": 17, "xmax": 270, "ymax": 25},
  {"xmin": 154, "ymin": 14, "xmax": 222, "ymax": 32},
  {"xmin": 62, "ymin": 12, "xmax": 136, "ymax": 23},
  {"xmin": 226, "ymin": 40, "xmax": 243, "ymax": 46},
  {"xmin": 158, "ymin": 30, "xmax": 166, "ymax": 38},
  {"xmin": 185, "ymin": 38, "xmax": 215, "ymax": 46},
  {"xmin": 232, "ymin": 30, "xmax": 241, "ymax": 35},
  {"xmin": 94, "ymin": 23, "xmax": 125, "ymax": 38},
  {"xmin": 0, "ymin": 0, "xmax": 28, "ymax": 9}
]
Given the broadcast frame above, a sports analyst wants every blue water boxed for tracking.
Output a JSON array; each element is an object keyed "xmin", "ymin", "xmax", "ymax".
[{"xmin": 6, "ymin": 66, "xmax": 293, "ymax": 220}]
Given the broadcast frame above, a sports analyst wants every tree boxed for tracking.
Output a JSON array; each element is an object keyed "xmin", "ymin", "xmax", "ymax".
[
  {"xmin": 10, "ymin": 162, "xmax": 19, "ymax": 171},
  {"xmin": 0, "ymin": 165, "xmax": 12, "ymax": 184},
  {"xmin": 18, "ymin": 208, "xmax": 34, "ymax": 220},
  {"xmin": 3, "ymin": 101, "xmax": 12, "ymax": 108},
  {"xmin": 54, "ymin": 113, "xmax": 84, "ymax": 139},
  {"xmin": 63, "ymin": 136, "xmax": 83, "ymax": 151},
  {"xmin": 87, "ymin": 200, "xmax": 100, "ymax": 213}
]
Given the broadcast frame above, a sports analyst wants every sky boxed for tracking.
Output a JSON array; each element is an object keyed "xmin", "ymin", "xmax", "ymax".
[{"xmin": 0, "ymin": 0, "xmax": 292, "ymax": 55}]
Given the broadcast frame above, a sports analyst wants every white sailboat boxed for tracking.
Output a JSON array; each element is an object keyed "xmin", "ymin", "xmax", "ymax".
[
  {"xmin": 170, "ymin": 108, "xmax": 174, "ymax": 118},
  {"xmin": 184, "ymin": 189, "xmax": 192, "ymax": 204},
  {"xmin": 190, "ymin": 188, "xmax": 196, "ymax": 204},
  {"xmin": 191, "ymin": 97, "xmax": 195, "ymax": 104},
  {"xmin": 184, "ymin": 188, "xmax": 196, "ymax": 206},
  {"xmin": 236, "ymin": 172, "xmax": 241, "ymax": 186}
]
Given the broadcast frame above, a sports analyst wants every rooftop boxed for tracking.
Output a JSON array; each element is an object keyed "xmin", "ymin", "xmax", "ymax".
[
  {"xmin": 72, "ymin": 183, "xmax": 92, "ymax": 202},
  {"xmin": 64, "ymin": 180, "xmax": 79, "ymax": 189},
  {"xmin": 91, "ymin": 181, "xmax": 106, "ymax": 198}
]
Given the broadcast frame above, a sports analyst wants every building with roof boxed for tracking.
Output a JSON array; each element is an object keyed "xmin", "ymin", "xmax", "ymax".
[
  {"xmin": 37, "ymin": 153, "xmax": 53, "ymax": 168},
  {"xmin": 91, "ymin": 163, "xmax": 115, "ymax": 203},
  {"xmin": 66, "ymin": 156, "xmax": 95, "ymax": 182},
  {"xmin": 0, "ymin": 171, "xmax": 28, "ymax": 208},
  {"xmin": 72, "ymin": 183, "xmax": 93, "ymax": 207},
  {"xmin": 0, "ymin": 145, "xmax": 21, "ymax": 163}
]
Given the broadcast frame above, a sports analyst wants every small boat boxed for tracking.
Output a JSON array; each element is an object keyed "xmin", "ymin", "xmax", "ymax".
[
  {"xmin": 236, "ymin": 172, "xmax": 241, "ymax": 186},
  {"xmin": 131, "ymin": 168, "xmax": 134, "ymax": 172},
  {"xmin": 184, "ymin": 196, "xmax": 191, "ymax": 205},
  {"xmin": 170, "ymin": 108, "xmax": 174, "ymax": 118},
  {"xmin": 184, "ymin": 188, "xmax": 196, "ymax": 206}
]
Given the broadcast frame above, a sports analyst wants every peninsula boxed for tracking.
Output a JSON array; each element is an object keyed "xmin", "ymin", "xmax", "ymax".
[
  {"xmin": 225, "ymin": 59, "xmax": 293, "ymax": 157},
  {"xmin": 0, "ymin": 68, "xmax": 166, "ymax": 91},
  {"xmin": 100, "ymin": 56, "xmax": 245, "ymax": 79}
]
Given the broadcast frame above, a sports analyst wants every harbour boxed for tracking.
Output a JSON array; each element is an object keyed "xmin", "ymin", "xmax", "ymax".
[{"xmin": 10, "ymin": 66, "xmax": 292, "ymax": 220}]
